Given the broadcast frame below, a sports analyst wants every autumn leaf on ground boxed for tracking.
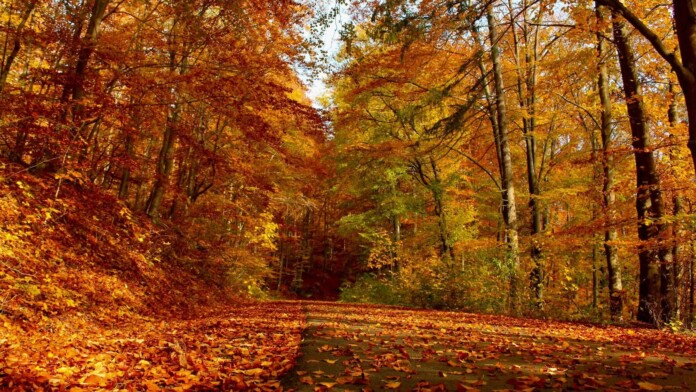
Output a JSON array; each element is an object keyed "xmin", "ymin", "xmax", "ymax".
[{"xmin": 638, "ymin": 381, "xmax": 664, "ymax": 391}]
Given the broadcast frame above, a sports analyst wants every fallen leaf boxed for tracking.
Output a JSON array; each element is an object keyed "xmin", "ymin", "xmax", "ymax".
[
  {"xmin": 82, "ymin": 374, "xmax": 106, "ymax": 386},
  {"xmin": 243, "ymin": 368, "xmax": 264, "ymax": 376},
  {"xmin": 638, "ymin": 382, "xmax": 664, "ymax": 391},
  {"xmin": 336, "ymin": 376, "xmax": 354, "ymax": 384}
]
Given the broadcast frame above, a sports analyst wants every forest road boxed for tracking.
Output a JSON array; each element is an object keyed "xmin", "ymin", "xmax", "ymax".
[{"xmin": 281, "ymin": 301, "xmax": 696, "ymax": 391}]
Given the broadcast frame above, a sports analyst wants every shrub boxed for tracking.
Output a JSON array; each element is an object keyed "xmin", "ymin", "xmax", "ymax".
[
  {"xmin": 340, "ymin": 254, "xmax": 509, "ymax": 314},
  {"xmin": 339, "ymin": 274, "xmax": 403, "ymax": 306}
]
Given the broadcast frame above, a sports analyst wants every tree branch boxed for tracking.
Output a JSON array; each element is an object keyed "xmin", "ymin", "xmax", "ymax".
[
  {"xmin": 453, "ymin": 148, "xmax": 501, "ymax": 191},
  {"xmin": 597, "ymin": 0, "xmax": 693, "ymax": 84}
]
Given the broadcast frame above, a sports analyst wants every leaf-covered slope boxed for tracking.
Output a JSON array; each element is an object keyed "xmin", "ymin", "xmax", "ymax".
[
  {"xmin": 0, "ymin": 159, "xmax": 305, "ymax": 389},
  {"xmin": 0, "ymin": 159, "xmax": 234, "ymax": 322}
]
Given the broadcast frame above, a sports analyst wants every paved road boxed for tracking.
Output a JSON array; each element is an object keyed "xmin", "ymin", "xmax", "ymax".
[{"xmin": 283, "ymin": 301, "xmax": 696, "ymax": 391}]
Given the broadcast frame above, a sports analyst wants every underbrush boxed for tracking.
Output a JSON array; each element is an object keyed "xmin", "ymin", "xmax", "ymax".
[
  {"xmin": 339, "ymin": 253, "xmax": 666, "ymax": 328},
  {"xmin": 340, "ymin": 256, "xmax": 508, "ymax": 314}
]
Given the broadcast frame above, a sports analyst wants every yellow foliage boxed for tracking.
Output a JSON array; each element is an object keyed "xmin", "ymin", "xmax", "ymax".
[{"xmin": 247, "ymin": 212, "xmax": 279, "ymax": 252}]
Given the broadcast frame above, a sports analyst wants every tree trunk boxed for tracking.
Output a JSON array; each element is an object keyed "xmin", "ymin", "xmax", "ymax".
[
  {"xmin": 592, "ymin": 236, "xmax": 599, "ymax": 309},
  {"xmin": 393, "ymin": 214, "xmax": 401, "ymax": 270},
  {"xmin": 277, "ymin": 241, "xmax": 285, "ymax": 292},
  {"xmin": 146, "ymin": 35, "xmax": 188, "ymax": 221},
  {"xmin": 412, "ymin": 156, "xmax": 455, "ymax": 261},
  {"xmin": 508, "ymin": 0, "xmax": 544, "ymax": 308},
  {"xmin": 0, "ymin": 1, "xmax": 35, "ymax": 93},
  {"xmin": 118, "ymin": 131, "xmax": 135, "ymax": 200},
  {"xmin": 488, "ymin": 3, "xmax": 521, "ymax": 313},
  {"xmin": 146, "ymin": 103, "xmax": 180, "ymax": 222},
  {"xmin": 474, "ymin": 30, "xmax": 507, "ymax": 248},
  {"xmin": 612, "ymin": 14, "xmax": 669, "ymax": 325},
  {"xmin": 596, "ymin": 3, "xmax": 624, "ymax": 321},
  {"xmin": 63, "ymin": 0, "xmax": 111, "ymax": 127},
  {"xmin": 430, "ymin": 156, "xmax": 455, "ymax": 261},
  {"xmin": 292, "ymin": 209, "xmax": 313, "ymax": 292},
  {"xmin": 9, "ymin": 129, "xmax": 28, "ymax": 164},
  {"xmin": 690, "ymin": 241, "xmax": 695, "ymax": 328},
  {"xmin": 668, "ymin": 82, "xmax": 684, "ymax": 322}
]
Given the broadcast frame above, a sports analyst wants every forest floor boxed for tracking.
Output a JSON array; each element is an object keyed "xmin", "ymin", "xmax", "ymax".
[
  {"xmin": 284, "ymin": 301, "xmax": 696, "ymax": 392},
  {"xmin": 2, "ymin": 300, "xmax": 696, "ymax": 390},
  {"xmin": 0, "ymin": 301, "xmax": 304, "ymax": 390}
]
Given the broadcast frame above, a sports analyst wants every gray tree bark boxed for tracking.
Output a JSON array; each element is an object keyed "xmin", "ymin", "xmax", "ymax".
[
  {"xmin": 596, "ymin": 3, "xmax": 624, "ymax": 321},
  {"xmin": 487, "ymin": 2, "xmax": 521, "ymax": 313}
]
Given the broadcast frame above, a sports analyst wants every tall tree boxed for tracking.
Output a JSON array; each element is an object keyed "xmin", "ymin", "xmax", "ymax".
[
  {"xmin": 595, "ymin": 2, "xmax": 623, "ymax": 321},
  {"xmin": 667, "ymin": 81, "xmax": 685, "ymax": 321},
  {"xmin": 506, "ymin": 0, "xmax": 546, "ymax": 308},
  {"xmin": 612, "ymin": 12, "xmax": 671, "ymax": 324},
  {"xmin": 487, "ymin": 2, "xmax": 521, "ymax": 312}
]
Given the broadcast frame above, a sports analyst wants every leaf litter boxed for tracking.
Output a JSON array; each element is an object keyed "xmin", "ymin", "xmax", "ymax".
[{"xmin": 0, "ymin": 301, "xmax": 304, "ymax": 390}]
